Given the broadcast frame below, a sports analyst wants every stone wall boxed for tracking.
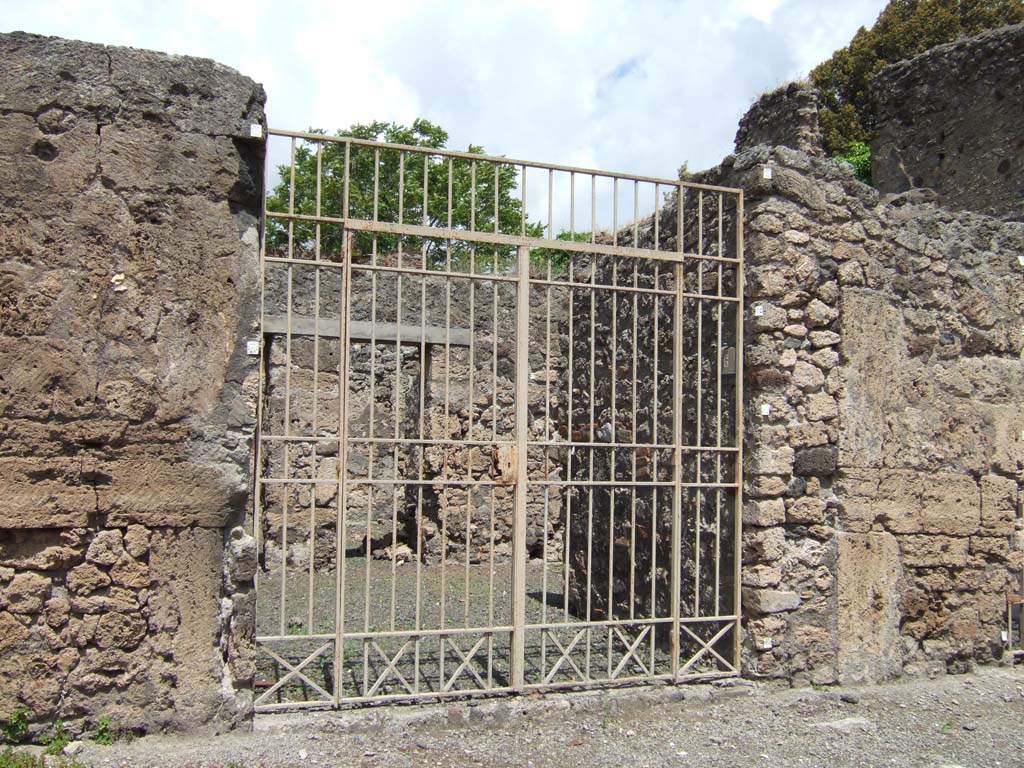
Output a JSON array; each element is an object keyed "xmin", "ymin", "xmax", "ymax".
[
  {"xmin": 872, "ymin": 23, "xmax": 1024, "ymax": 221},
  {"xmin": 2, "ymin": 22, "xmax": 1022, "ymax": 740},
  {"xmin": 0, "ymin": 34, "xmax": 264, "ymax": 736},
  {"xmin": 702, "ymin": 106, "xmax": 1023, "ymax": 684}
]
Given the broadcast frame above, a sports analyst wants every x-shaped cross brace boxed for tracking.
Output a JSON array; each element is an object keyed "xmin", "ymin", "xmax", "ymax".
[
  {"xmin": 543, "ymin": 627, "xmax": 589, "ymax": 684},
  {"xmin": 365, "ymin": 639, "xmax": 416, "ymax": 696},
  {"xmin": 610, "ymin": 625, "xmax": 651, "ymax": 679},
  {"xmin": 255, "ymin": 641, "xmax": 334, "ymax": 706},
  {"xmin": 678, "ymin": 622, "xmax": 736, "ymax": 675},
  {"xmin": 441, "ymin": 635, "xmax": 489, "ymax": 692}
]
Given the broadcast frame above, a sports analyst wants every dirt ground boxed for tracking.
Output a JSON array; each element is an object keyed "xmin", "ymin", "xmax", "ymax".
[{"xmin": 40, "ymin": 665, "xmax": 1021, "ymax": 768}]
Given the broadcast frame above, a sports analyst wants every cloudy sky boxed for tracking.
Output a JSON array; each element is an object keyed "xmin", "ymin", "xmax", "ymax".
[{"xmin": 2, "ymin": 0, "xmax": 885, "ymax": 183}]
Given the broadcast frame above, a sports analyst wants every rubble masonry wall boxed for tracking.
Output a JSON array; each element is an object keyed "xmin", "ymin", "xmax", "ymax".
[
  {"xmin": 722, "ymin": 75, "xmax": 1023, "ymax": 683},
  {"xmin": 872, "ymin": 23, "xmax": 1024, "ymax": 221}
]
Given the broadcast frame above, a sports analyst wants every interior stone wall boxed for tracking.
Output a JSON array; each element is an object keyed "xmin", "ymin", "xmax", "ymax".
[
  {"xmin": 258, "ymin": 255, "xmax": 570, "ymax": 570},
  {"xmin": 872, "ymin": 23, "xmax": 1024, "ymax": 221},
  {"xmin": 0, "ymin": 33, "xmax": 264, "ymax": 736}
]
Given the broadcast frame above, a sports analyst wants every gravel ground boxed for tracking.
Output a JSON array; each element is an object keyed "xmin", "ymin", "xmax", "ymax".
[{"xmin": 55, "ymin": 665, "xmax": 1023, "ymax": 768}]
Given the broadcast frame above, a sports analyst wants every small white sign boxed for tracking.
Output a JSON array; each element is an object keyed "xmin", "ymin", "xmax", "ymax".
[
  {"xmin": 1018, "ymin": 254, "xmax": 1024, "ymax": 267},
  {"xmin": 246, "ymin": 340, "xmax": 260, "ymax": 356},
  {"xmin": 762, "ymin": 166, "xmax": 773, "ymax": 180},
  {"xmin": 760, "ymin": 403, "xmax": 771, "ymax": 417},
  {"xmin": 754, "ymin": 304, "xmax": 765, "ymax": 317},
  {"xmin": 249, "ymin": 123, "xmax": 264, "ymax": 139}
]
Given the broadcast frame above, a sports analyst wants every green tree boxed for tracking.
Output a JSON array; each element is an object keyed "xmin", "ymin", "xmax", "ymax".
[
  {"xmin": 530, "ymin": 230, "xmax": 594, "ymax": 273},
  {"xmin": 266, "ymin": 118, "xmax": 543, "ymax": 267},
  {"xmin": 810, "ymin": 0, "xmax": 1023, "ymax": 154}
]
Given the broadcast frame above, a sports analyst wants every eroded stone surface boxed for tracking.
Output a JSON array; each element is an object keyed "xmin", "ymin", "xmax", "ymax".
[
  {"xmin": 706, "ymin": 36, "xmax": 1023, "ymax": 683},
  {"xmin": 0, "ymin": 32, "xmax": 264, "ymax": 531},
  {"xmin": 872, "ymin": 24, "xmax": 1024, "ymax": 221},
  {"xmin": 0, "ymin": 32, "xmax": 263, "ymax": 735},
  {"xmin": 837, "ymin": 533, "xmax": 904, "ymax": 684}
]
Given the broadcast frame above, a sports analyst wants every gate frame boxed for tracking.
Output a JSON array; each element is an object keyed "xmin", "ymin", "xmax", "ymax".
[{"xmin": 253, "ymin": 129, "xmax": 745, "ymax": 710}]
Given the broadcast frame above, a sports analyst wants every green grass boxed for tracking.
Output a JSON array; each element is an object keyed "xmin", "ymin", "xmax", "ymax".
[
  {"xmin": 44, "ymin": 722, "xmax": 71, "ymax": 756},
  {"xmin": 92, "ymin": 718, "xmax": 113, "ymax": 747},
  {"xmin": 0, "ymin": 748, "xmax": 89, "ymax": 768},
  {"xmin": 2, "ymin": 709, "xmax": 29, "ymax": 745}
]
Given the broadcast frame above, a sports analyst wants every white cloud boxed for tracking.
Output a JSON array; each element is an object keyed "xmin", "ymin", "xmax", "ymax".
[
  {"xmin": 1, "ymin": 0, "xmax": 885, "ymax": 212},
  {"xmin": 734, "ymin": 0, "xmax": 783, "ymax": 24}
]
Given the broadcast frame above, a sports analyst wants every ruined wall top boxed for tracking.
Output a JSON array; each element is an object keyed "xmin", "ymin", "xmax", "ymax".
[
  {"xmin": 733, "ymin": 81, "xmax": 824, "ymax": 157},
  {"xmin": 871, "ymin": 23, "xmax": 1024, "ymax": 220},
  {"xmin": 0, "ymin": 32, "xmax": 265, "ymax": 141}
]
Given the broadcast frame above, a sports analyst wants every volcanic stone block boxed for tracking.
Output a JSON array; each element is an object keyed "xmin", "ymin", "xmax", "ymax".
[
  {"xmin": 872, "ymin": 24, "xmax": 1024, "ymax": 220},
  {"xmin": 837, "ymin": 532, "xmax": 904, "ymax": 684},
  {"xmin": 794, "ymin": 446, "xmax": 837, "ymax": 477}
]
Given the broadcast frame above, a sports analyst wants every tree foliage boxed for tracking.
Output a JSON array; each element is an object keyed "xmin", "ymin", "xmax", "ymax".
[
  {"xmin": 529, "ymin": 230, "xmax": 594, "ymax": 273},
  {"xmin": 810, "ymin": 0, "xmax": 1023, "ymax": 155},
  {"xmin": 266, "ymin": 118, "xmax": 543, "ymax": 264},
  {"xmin": 836, "ymin": 141, "xmax": 873, "ymax": 184}
]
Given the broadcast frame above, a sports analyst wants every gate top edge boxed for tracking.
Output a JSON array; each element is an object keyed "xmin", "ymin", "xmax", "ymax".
[{"xmin": 267, "ymin": 127, "xmax": 744, "ymax": 197}]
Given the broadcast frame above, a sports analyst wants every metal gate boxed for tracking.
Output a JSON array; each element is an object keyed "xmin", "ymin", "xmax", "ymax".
[{"xmin": 252, "ymin": 129, "xmax": 744, "ymax": 710}]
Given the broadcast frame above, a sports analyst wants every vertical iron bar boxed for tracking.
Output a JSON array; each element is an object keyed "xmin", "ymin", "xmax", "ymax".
[
  {"xmin": 333, "ymin": 232, "xmax": 353, "ymax": 704},
  {"xmin": 253, "ymin": 132, "xmax": 268, "ymax": 635},
  {"xmin": 570, "ymin": 171, "xmax": 576, "ymax": 238},
  {"xmin": 280, "ymin": 136, "xmax": 297, "ymax": 638},
  {"xmin": 695, "ymin": 191, "xmax": 704, "ymax": 618},
  {"xmin": 414, "ymin": 236, "xmax": 428, "ymax": 693},
  {"xmin": 564, "ymin": 278, "xmax": 574, "ymax": 626},
  {"xmin": 630, "ymin": 260, "xmax": 638, "ymax": 624},
  {"xmin": 733, "ymin": 191, "xmax": 745, "ymax": 670},
  {"xmin": 398, "ymin": 153, "xmax": 405, "ymax": 267},
  {"xmin": 512, "ymin": 245, "xmax": 530, "ymax": 691},
  {"xmin": 547, "ymin": 168, "xmax": 554, "ymax": 241},
  {"xmin": 309, "ymin": 141, "xmax": 323, "ymax": 633},
  {"xmin": 343, "ymin": 142, "xmax": 351, "ymax": 220},
  {"xmin": 542, "ymin": 241, "xmax": 553, "ymax": 677},
  {"xmin": 670, "ymin": 183, "xmax": 685, "ymax": 678},
  {"xmin": 654, "ymin": 183, "xmax": 660, "ymax": 252},
  {"xmin": 591, "ymin": 175, "xmax": 597, "ymax": 245},
  {"xmin": 607, "ymin": 259, "xmax": 618, "ymax": 678},
  {"xmin": 373, "ymin": 148, "xmax": 380, "ymax": 223},
  {"xmin": 633, "ymin": 180, "xmax": 639, "ymax": 249},
  {"xmin": 521, "ymin": 165, "xmax": 527, "ymax": 238},
  {"xmin": 464, "ymin": 176, "xmax": 476, "ymax": 624},
  {"xmin": 613, "ymin": 177, "xmax": 619, "ymax": 243},
  {"xmin": 715, "ymin": 194, "xmax": 724, "ymax": 615},
  {"xmin": 586, "ymin": 249, "xmax": 596, "ymax": 679},
  {"xmin": 390, "ymin": 259, "xmax": 404, "ymax": 634}
]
